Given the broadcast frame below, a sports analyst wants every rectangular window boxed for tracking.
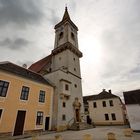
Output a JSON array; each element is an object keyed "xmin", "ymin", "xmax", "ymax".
[
  {"xmin": 102, "ymin": 101, "xmax": 106, "ymax": 107},
  {"xmin": 109, "ymin": 100, "xmax": 114, "ymax": 106},
  {"xmin": 93, "ymin": 102, "xmax": 97, "ymax": 108},
  {"xmin": 20, "ymin": 86, "xmax": 29, "ymax": 100},
  {"xmin": 36, "ymin": 111, "xmax": 43, "ymax": 125},
  {"xmin": 39, "ymin": 90, "xmax": 45, "ymax": 103},
  {"xmin": 84, "ymin": 108, "xmax": 88, "ymax": 112},
  {"xmin": 0, "ymin": 80, "xmax": 9, "ymax": 97},
  {"xmin": 105, "ymin": 114, "xmax": 109, "ymax": 120},
  {"xmin": 65, "ymin": 84, "xmax": 69, "ymax": 91},
  {"xmin": 62, "ymin": 102, "xmax": 66, "ymax": 107},
  {"xmin": 0, "ymin": 109, "xmax": 2, "ymax": 119},
  {"xmin": 111, "ymin": 113, "xmax": 116, "ymax": 120},
  {"xmin": 62, "ymin": 114, "xmax": 66, "ymax": 121}
]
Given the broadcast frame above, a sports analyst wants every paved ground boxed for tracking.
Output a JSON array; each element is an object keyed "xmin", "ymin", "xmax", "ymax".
[
  {"xmin": 0, "ymin": 126, "xmax": 140, "ymax": 140},
  {"xmin": 1, "ymin": 126, "xmax": 140, "ymax": 140}
]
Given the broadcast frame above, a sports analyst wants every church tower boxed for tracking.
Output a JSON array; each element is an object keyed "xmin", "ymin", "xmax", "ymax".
[{"xmin": 29, "ymin": 7, "xmax": 84, "ymax": 130}]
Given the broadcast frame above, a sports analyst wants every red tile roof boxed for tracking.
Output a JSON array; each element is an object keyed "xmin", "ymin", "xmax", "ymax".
[{"xmin": 28, "ymin": 55, "xmax": 52, "ymax": 73}]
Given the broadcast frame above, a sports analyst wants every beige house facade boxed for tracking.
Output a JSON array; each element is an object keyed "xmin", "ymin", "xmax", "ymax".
[
  {"xmin": 86, "ymin": 89, "xmax": 125, "ymax": 125},
  {"xmin": 0, "ymin": 62, "xmax": 53, "ymax": 136}
]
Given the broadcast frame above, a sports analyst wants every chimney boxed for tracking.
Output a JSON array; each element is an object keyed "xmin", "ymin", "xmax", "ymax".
[
  {"xmin": 108, "ymin": 90, "xmax": 112, "ymax": 94},
  {"xmin": 103, "ymin": 89, "xmax": 106, "ymax": 92}
]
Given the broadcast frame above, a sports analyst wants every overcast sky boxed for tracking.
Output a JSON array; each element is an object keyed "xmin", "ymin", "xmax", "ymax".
[{"xmin": 0, "ymin": 0, "xmax": 140, "ymax": 98}]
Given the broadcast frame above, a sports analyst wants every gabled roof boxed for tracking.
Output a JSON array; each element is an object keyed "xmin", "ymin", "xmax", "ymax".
[
  {"xmin": 54, "ymin": 7, "xmax": 78, "ymax": 31},
  {"xmin": 83, "ymin": 95, "xmax": 95, "ymax": 105},
  {"xmin": 0, "ymin": 61, "xmax": 52, "ymax": 86},
  {"xmin": 83, "ymin": 89, "xmax": 119, "ymax": 103},
  {"xmin": 123, "ymin": 89, "xmax": 140, "ymax": 105},
  {"xmin": 28, "ymin": 55, "xmax": 52, "ymax": 73}
]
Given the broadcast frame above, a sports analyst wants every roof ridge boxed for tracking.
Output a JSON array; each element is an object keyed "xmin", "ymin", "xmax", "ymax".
[
  {"xmin": 0, "ymin": 61, "xmax": 53, "ymax": 86},
  {"xmin": 29, "ymin": 54, "xmax": 51, "ymax": 66},
  {"xmin": 28, "ymin": 54, "xmax": 52, "ymax": 72},
  {"xmin": 0, "ymin": 61, "xmax": 43, "ymax": 76},
  {"xmin": 0, "ymin": 61, "xmax": 11, "ymax": 64}
]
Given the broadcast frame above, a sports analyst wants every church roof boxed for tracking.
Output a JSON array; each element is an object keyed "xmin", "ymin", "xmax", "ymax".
[
  {"xmin": 123, "ymin": 89, "xmax": 140, "ymax": 105},
  {"xmin": 28, "ymin": 55, "xmax": 52, "ymax": 73},
  {"xmin": 54, "ymin": 7, "xmax": 78, "ymax": 31},
  {"xmin": 83, "ymin": 89, "xmax": 119, "ymax": 103},
  {"xmin": 0, "ymin": 61, "xmax": 53, "ymax": 86}
]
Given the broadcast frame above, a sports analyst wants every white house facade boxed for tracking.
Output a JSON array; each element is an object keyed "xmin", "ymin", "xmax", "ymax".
[
  {"xmin": 86, "ymin": 89, "xmax": 125, "ymax": 125},
  {"xmin": 123, "ymin": 89, "xmax": 140, "ymax": 132}
]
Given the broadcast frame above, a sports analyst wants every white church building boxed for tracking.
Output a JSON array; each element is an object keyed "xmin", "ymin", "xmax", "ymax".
[{"xmin": 29, "ymin": 7, "xmax": 84, "ymax": 131}]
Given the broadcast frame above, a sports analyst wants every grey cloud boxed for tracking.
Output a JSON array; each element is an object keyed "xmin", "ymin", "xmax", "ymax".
[
  {"xmin": 0, "ymin": 38, "xmax": 30, "ymax": 50},
  {"xmin": 0, "ymin": 0, "xmax": 44, "ymax": 27},
  {"xmin": 49, "ymin": 8, "xmax": 59, "ymax": 25},
  {"xmin": 45, "ymin": 8, "xmax": 59, "ymax": 25},
  {"xmin": 130, "ymin": 63, "xmax": 140, "ymax": 74},
  {"xmin": 17, "ymin": 60, "xmax": 33, "ymax": 68},
  {"xmin": 0, "ymin": 38, "xmax": 11, "ymax": 46},
  {"xmin": 70, "ymin": 0, "xmax": 77, "ymax": 12}
]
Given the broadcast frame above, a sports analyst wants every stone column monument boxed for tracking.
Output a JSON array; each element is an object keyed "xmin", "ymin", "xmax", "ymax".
[{"xmin": 73, "ymin": 97, "xmax": 81, "ymax": 122}]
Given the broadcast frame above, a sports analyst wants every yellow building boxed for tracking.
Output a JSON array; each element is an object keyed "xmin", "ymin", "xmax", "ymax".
[{"xmin": 0, "ymin": 61, "xmax": 54, "ymax": 136}]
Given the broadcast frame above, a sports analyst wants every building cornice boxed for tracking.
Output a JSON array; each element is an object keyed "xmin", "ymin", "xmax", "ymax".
[{"xmin": 52, "ymin": 42, "xmax": 83, "ymax": 58}]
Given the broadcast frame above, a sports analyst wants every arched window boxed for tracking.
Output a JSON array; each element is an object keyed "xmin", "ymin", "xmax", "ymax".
[
  {"xmin": 59, "ymin": 32, "xmax": 63, "ymax": 40},
  {"xmin": 71, "ymin": 32, "xmax": 75, "ymax": 40}
]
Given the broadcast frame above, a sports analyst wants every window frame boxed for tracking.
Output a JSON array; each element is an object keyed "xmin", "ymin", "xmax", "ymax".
[
  {"xmin": 62, "ymin": 114, "xmax": 66, "ymax": 121},
  {"xmin": 65, "ymin": 84, "xmax": 69, "ymax": 91},
  {"xmin": 105, "ymin": 114, "xmax": 109, "ymax": 120},
  {"xmin": 109, "ymin": 100, "xmax": 114, "ymax": 106},
  {"xmin": 62, "ymin": 102, "xmax": 66, "ymax": 107},
  {"xmin": 0, "ymin": 80, "xmax": 9, "ymax": 97},
  {"xmin": 93, "ymin": 102, "xmax": 97, "ymax": 108},
  {"xmin": 39, "ymin": 90, "xmax": 45, "ymax": 103},
  {"xmin": 74, "ymin": 68, "xmax": 76, "ymax": 71},
  {"xmin": 74, "ymin": 84, "xmax": 77, "ymax": 88},
  {"xmin": 59, "ymin": 32, "xmax": 64, "ymax": 40},
  {"xmin": 20, "ymin": 86, "xmax": 29, "ymax": 100},
  {"xmin": 84, "ymin": 108, "xmax": 88, "ymax": 112},
  {"xmin": 0, "ymin": 109, "xmax": 2, "ymax": 119},
  {"xmin": 71, "ymin": 32, "xmax": 75, "ymax": 40},
  {"xmin": 111, "ymin": 113, "xmax": 116, "ymax": 120},
  {"xmin": 102, "ymin": 101, "xmax": 106, "ymax": 107},
  {"xmin": 36, "ymin": 111, "xmax": 43, "ymax": 125}
]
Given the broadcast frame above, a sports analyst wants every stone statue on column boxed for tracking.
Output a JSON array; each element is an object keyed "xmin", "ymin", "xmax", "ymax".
[{"xmin": 73, "ymin": 97, "xmax": 81, "ymax": 122}]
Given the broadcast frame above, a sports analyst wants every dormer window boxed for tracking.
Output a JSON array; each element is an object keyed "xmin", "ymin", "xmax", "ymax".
[
  {"xmin": 71, "ymin": 32, "xmax": 75, "ymax": 40},
  {"xmin": 59, "ymin": 32, "xmax": 63, "ymax": 40}
]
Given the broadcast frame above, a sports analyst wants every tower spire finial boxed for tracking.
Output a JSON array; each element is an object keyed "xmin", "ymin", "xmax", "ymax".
[
  {"xmin": 65, "ymin": 3, "xmax": 67, "ymax": 9},
  {"xmin": 62, "ymin": 5, "xmax": 70, "ymax": 21}
]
